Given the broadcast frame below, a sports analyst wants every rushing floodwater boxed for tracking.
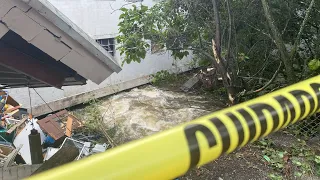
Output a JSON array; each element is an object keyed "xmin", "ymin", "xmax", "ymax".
[{"xmin": 98, "ymin": 85, "xmax": 221, "ymax": 143}]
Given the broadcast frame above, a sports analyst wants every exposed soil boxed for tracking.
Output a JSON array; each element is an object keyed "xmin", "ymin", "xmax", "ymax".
[{"xmin": 182, "ymin": 147, "xmax": 270, "ymax": 180}]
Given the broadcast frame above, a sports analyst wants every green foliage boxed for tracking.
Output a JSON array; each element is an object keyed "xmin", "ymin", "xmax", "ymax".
[
  {"xmin": 308, "ymin": 59, "xmax": 320, "ymax": 71},
  {"xmin": 117, "ymin": 0, "xmax": 320, "ymax": 93},
  {"xmin": 237, "ymin": 53, "xmax": 250, "ymax": 62},
  {"xmin": 81, "ymin": 99, "xmax": 102, "ymax": 133},
  {"xmin": 315, "ymin": 155, "xmax": 320, "ymax": 176},
  {"xmin": 268, "ymin": 173, "xmax": 282, "ymax": 180},
  {"xmin": 215, "ymin": 87, "xmax": 227, "ymax": 95},
  {"xmin": 256, "ymin": 138, "xmax": 320, "ymax": 179},
  {"xmin": 198, "ymin": 58, "xmax": 211, "ymax": 67},
  {"xmin": 75, "ymin": 99, "xmax": 119, "ymax": 143},
  {"xmin": 117, "ymin": 1, "xmax": 208, "ymax": 65},
  {"xmin": 151, "ymin": 70, "xmax": 177, "ymax": 85},
  {"xmin": 117, "ymin": 5, "xmax": 152, "ymax": 65}
]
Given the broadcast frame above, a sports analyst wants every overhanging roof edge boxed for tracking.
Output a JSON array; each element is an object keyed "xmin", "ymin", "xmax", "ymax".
[{"xmin": 23, "ymin": 0, "xmax": 122, "ymax": 73}]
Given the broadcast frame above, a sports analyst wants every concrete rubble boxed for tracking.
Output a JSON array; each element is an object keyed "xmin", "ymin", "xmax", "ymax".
[{"xmin": 0, "ymin": 90, "xmax": 108, "ymax": 180}]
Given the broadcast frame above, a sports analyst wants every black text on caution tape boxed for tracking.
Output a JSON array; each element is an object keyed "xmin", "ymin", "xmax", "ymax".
[{"xmin": 184, "ymin": 83, "xmax": 320, "ymax": 169}]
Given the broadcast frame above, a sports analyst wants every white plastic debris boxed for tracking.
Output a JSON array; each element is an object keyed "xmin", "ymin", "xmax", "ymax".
[
  {"xmin": 13, "ymin": 119, "xmax": 45, "ymax": 165},
  {"xmin": 91, "ymin": 143, "xmax": 107, "ymax": 154},
  {"xmin": 83, "ymin": 142, "xmax": 91, "ymax": 156},
  {"xmin": 43, "ymin": 147, "xmax": 59, "ymax": 161}
]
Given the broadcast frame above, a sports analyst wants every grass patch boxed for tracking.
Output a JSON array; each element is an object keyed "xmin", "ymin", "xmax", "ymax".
[{"xmin": 73, "ymin": 99, "xmax": 118, "ymax": 146}]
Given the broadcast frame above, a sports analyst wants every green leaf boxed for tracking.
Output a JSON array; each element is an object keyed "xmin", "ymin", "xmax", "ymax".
[
  {"xmin": 308, "ymin": 59, "xmax": 320, "ymax": 71},
  {"xmin": 268, "ymin": 173, "xmax": 282, "ymax": 180},
  {"xmin": 141, "ymin": 5, "xmax": 148, "ymax": 12},
  {"xmin": 120, "ymin": 7, "xmax": 128, "ymax": 12},
  {"xmin": 259, "ymin": 140, "xmax": 268, "ymax": 146},
  {"xmin": 276, "ymin": 163, "xmax": 283, "ymax": 168},
  {"xmin": 278, "ymin": 152, "xmax": 284, "ymax": 158},
  {"xmin": 315, "ymin": 156, "xmax": 320, "ymax": 164},
  {"xmin": 264, "ymin": 155, "xmax": 271, "ymax": 162},
  {"xmin": 316, "ymin": 165, "xmax": 320, "ymax": 176},
  {"xmin": 294, "ymin": 172, "xmax": 302, "ymax": 177},
  {"xmin": 293, "ymin": 159, "xmax": 302, "ymax": 166},
  {"xmin": 119, "ymin": 14, "xmax": 126, "ymax": 19}
]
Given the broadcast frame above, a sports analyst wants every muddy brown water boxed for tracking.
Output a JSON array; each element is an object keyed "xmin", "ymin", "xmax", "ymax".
[{"xmin": 99, "ymin": 85, "xmax": 221, "ymax": 143}]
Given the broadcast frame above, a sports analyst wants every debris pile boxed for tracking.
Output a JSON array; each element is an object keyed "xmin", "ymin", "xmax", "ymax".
[{"xmin": 0, "ymin": 91, "xmax": 108, "ymax": 179}]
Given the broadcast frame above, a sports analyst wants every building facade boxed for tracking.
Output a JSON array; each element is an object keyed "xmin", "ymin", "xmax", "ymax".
[{"xmin": 8, "ymin": 0, "xmax": 194, "ymax": 114}]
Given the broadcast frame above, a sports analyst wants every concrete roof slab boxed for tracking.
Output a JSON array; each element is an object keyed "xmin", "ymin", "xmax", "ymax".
[
  {"xmin": 30, "ymin": 30, "xmax": 71, "ymax": 60},
  {"xmin": 25, "ymin": 0, "xmax": 122, "ymax": 73},
  {"xmin": 11, "ymin": 0, "xmax": 31, "ymax": 12},
  {"xmin": 61, "ymin": 50, "xmax": 113, "ymax": 84},
  {"xmin": 2, "ymin": 7, "xmax": 43, "ymax": 41},
  {"xmin": 0, "ymin": 23, "xmax": 9, "ymax": 38},
  {"xmin": 0, "ymin": 0, "xmax": 15, "ymax": 19},
  {"xmin": 0, "ymin": 0, "xmax": 122, "ymax": 87},
  {"xmin": 26, "ymin": 8, "xmax": 63, "ymax": 37}
]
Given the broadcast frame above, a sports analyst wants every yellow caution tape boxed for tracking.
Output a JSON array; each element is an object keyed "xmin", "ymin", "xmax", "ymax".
[{"xmin": 28, "ymin": 76, "xmax": 320, "ymax": 180}]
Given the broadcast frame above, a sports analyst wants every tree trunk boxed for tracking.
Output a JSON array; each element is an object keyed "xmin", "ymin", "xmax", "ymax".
[
  {"xmin": 211, "ymin": 0, "xmax": 239, "ymax": 105},
  {"xmin": 225, "ymin": 0, "xmax": 241, "ymax": 91},
  {"xmin": 212, "ymin": 0, "xmax": 222, "ymax": 55},
  {"xmin": 226, "ymin": 0, "xmax": 232, "ymax": 62},
  {"xmin": 260, "ymin": 0, "xmax": 295, "ymax": 83},
  {"xmin": 212, "ymin": 40, "xmax": 236, "ymax": 104}
]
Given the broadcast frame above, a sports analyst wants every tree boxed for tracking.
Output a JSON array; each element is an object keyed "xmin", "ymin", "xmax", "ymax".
[
  {"xmin": 117, "ymin": 0, "xmax": 243, "ymax": 104},
  {"xmin": 260, "ymin": 0, "xmax": 295, "ymax": 83},
  {"xmin": 117, "ymin": 0, "xmax": 320, "ymax": 103},
  {"xmin": 260, "ymin": 0, "xmax": 316, "ymax": 84}
]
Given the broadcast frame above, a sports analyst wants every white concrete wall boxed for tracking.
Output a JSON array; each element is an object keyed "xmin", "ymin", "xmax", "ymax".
[{"xmin": 7, "ymin": 0, "xmax": 194, "ymax": 109}]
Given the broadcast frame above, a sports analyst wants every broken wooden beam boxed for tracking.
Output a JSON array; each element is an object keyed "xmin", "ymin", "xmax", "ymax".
[
  {"xmin": 65, "ymin": 116, "xmax": 73, "ymax": 137},
  {"xmin": 6, "ymin": 117, "xmax": 28, "ymax": 134},
  {"xmin": 4, "ymin": 105, "xmax": 21, "ymax": 114}
]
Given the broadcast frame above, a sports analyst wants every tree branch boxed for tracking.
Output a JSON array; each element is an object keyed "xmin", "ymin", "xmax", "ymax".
[
  {"xmin": 240, "ymin": 76, "xmax": 269, "ymax": 81},
  {"xmin": 253, "ymin": 62, "xmax": 282, "ymax": 93},
  {"xmin": 110, "ymin": 2, "xmax": 135, "ymax": 14},
  {"xmin": 261, "ymin": 0, "xmax": 295, "ymax": 83},
  {"xmin": 188, "ymin": 2, "xmax": 204, "ymax": 49},
  {"xmin": 226, "ymin": 0, "xmax": 232, "ymax": 61},
  {"xmin": 290, "ymin": 0, "xmax": 315, "ymax": 60},
  {"xmin": 212, "ymin": 0, "xmax": 221, "ymax": 54},
  {"xmin": 243, "ymin": 61, "xmax": 282, "ymax": 96},
  {"xmin": 243, "ymin": 21, "xmax": 273, "ymax": 40}
]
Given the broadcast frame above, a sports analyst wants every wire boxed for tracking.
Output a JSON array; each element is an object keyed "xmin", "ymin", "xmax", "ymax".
[
  {"xmin": 28, "ymin": 87, "xmax": 32, "ymax": 116},
  {"xmin": 32, "ymin": 88, "xmax": 73, "ymax": 135},
  {"xmin": 28, "ymin": 82, "xmax": 35, "ymax": 129},
  {"xmin": 0, "ymin": 134, "xmax": 8, "ymax": 142},
  {"xmin": 33, "ymin": 88, "xmax": 114, "ymax": 147}
]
